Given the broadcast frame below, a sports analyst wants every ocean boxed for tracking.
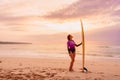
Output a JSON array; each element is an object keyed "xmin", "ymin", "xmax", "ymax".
[{"xmin": 0, "ymin": 42, "xmax": 120, "ymax": 58}]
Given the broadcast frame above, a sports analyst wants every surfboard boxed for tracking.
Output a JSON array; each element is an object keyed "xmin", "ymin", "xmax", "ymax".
[{"xmin": 80, "ymin": 19, "xmax": 88, "ymax": 72}]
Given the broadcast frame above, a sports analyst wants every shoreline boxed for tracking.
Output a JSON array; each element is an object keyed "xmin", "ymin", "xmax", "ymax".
[{"xmin": 0, "ymin": 52, "xmax": 120, "ymax": 61}]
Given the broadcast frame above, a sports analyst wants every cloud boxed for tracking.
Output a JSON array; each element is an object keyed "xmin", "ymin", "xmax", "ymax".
[
  {"xmin": 0, "ymin": 0, "xmax": 42, "ymax": 32},
  {"xmin": 0, "ymin": 0, "xmax": 119, "ymax": 35},
  {"xmin": 112, "ymin": 10, "xmax": 120, "ymax": 17},
  {"xmin": 42, "ymin": 0, "xmax": 120, "ymax": 21},
  {"xmin": 0, "ymin": 0, "xmax": 33, "ymax": 28},
  {"xmin": 0, "ymin": 0, "xmax": 80, "ymax": 27}
]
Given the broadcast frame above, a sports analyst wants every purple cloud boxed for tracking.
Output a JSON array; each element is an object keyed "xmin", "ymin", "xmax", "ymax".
[
  {"xmin": 112, "ymin": 10, "xmax": 120, "ymax": 17},
  {"xmin": 42, "ymin": 0, "xmax": 120, "ymax": 20}
]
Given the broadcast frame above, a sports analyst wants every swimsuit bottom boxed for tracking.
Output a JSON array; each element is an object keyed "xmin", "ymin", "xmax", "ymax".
[{"xmin": 68, "ymin": 48, "xmax": 76, "ymax": 54}]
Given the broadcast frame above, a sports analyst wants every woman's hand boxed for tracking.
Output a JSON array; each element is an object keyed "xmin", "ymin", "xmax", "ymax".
[{"xmin": 79, "ymin": 42, "xmax": 82, "ymax": 45}]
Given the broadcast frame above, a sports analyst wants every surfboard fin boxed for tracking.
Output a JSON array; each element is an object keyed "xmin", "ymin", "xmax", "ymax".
[{"xmin": 83, "ymin": 67, "xmax": 88, "ymax": 72}]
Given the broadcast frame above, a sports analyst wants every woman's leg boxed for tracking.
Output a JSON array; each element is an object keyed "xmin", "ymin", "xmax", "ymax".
[{"xmin": 69, "ymin": 52, "xmax": 75, "ymax": 71}]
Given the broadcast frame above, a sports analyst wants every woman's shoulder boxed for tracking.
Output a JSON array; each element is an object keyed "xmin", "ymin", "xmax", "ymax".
[
  {"xmin": 67, "ymin": 40, "xmax": 70, "ymax": 43},
  {"xmin": 71, "ymin": 40, "xmax": 75, "ymax": 42}
]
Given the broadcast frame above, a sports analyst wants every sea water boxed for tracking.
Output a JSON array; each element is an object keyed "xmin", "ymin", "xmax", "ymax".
[{"xmin": 0, "ymin": 42, "xmax": 120, "ymax": 58}]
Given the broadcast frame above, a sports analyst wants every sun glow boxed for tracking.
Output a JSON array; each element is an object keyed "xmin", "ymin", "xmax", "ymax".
[
  {"xmin": 44, "ymin": 21, "xmax": 79, "ymax": 33},
  {"xmin": 43, "ymin": 19, "xmax": 96, "ymax": 34}
]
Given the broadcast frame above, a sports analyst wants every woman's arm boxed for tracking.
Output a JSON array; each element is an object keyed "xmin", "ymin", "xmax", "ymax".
[{"xmin": 75, "ymin": 42, "xmax": 82, "ymax": 47}]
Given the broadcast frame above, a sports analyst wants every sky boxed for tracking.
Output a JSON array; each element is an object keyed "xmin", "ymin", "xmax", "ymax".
[{"xmin": 0, "ymin": 0, "xmax": 120, "ymax": 37}]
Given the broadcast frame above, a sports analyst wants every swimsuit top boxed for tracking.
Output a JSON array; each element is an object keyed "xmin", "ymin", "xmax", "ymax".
[{"xmin": 67, "ymin": 40, "xmax": 75, "ymax": 49}]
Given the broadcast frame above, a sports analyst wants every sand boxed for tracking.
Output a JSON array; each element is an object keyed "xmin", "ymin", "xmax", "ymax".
[{"xmin": 0, "ymin": 55, "xmax": 120, "ymax": 80}]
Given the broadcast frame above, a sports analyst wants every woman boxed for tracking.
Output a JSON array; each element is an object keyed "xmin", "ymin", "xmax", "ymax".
[{"xmin": 67, "ymin": 34, "xmax": 82, "ymax": 71}]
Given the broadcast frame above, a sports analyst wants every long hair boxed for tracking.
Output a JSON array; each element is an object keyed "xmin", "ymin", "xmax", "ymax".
[{"xmin": 67, "ymin": 34, "xmax": 71, "ymax": 40}]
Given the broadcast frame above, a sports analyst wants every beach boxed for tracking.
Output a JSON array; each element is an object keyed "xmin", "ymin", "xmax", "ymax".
[
  {"xmin": 0, "ymin": 54, "xmax": 120, "ymax": 80},
  {"xmin": 0, "ymin": 0, "xmax": 120, "ymax": 80}
]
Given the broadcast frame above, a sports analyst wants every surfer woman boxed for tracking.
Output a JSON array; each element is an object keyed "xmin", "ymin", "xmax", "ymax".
[{"xmin": 67, "ymin": 34, "xmax": 82, "ymax": 71}]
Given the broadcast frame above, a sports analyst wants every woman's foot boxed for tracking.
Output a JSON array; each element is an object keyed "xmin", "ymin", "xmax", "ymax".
[{"xmin": 69, "ymin": 69, "xmax": 74, "ymax": 72}]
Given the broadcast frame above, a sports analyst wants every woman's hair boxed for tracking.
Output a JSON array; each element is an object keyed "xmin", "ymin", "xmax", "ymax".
[{"xmin": 67, "ymin": 34, "xmax": 72, "ymax": 40}]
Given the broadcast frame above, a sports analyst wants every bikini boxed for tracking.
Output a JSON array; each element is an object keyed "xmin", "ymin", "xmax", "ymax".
[{"xmin": 67, "ymin": 40, "xmax": 76, "ymax": 53}]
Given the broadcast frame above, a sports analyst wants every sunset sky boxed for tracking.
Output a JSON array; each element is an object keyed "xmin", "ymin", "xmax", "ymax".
[{"xmin": 0, "ymin": 0, "xmax": 120, "ymax": 37}]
